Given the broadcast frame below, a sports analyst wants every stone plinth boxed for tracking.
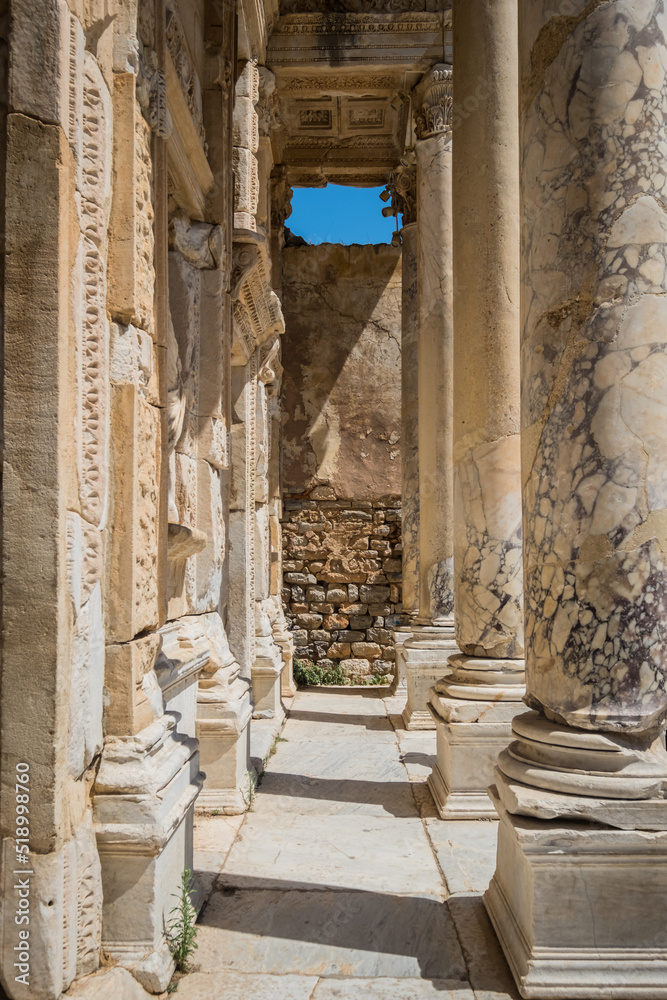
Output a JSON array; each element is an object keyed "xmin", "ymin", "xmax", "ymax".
[
  {"xmin": 94, "ymin": 717, "xmax": 202, "ymax": 993},
  {"xmin": 428, "ymin": 655, "xmax": 525, "ymax": 819},
  {"xmin": 389, "ymin": 625, "xmax": 413, "ymax": 696},
  {"xmin": 485, "ymin": 788, "xmax": 667, "ymax": 999},
  {"xmin": 402, "ymin": 623, "xmax": 458, "ymax": 731}
]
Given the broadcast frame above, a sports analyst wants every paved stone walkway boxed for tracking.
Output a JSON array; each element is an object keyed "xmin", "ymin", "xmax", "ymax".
[{"xmin": 178, "ymin": 687, "xmax": 519, "ymax": 999}]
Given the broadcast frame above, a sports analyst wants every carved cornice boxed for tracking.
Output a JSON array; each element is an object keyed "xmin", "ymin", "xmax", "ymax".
[
  {"xmin": 380, "ymin": 148, "xmax": 416, "ymax": 224},
  {"xmin": 279, "ymin": 0, "xmax": 448, "ymax": 11},
  {"xmin": 414, "ymin": 63, "xmax": 452, "ymax": 140},
  {"xmin": 275, "ymin": 12, "xmax": 448, "ymax": 32}
]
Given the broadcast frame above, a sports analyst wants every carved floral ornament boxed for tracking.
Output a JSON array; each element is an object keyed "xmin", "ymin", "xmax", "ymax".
[{"xmin": 414, "ymin": 64, "xmax": 453, "ymax": 141}]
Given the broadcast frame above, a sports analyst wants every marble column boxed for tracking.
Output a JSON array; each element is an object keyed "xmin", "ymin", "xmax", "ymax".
[
  {"xmin": 428, "ymin": 0, "xmax": 526, "ymax": 819},
  {"xmin": 402, "ymin": 66, "xmax": 460, "ymax": 730},
  {"xmin": 382, "ymin": 152, "xmax": 420, "ymax": 696},
  {"xmin": 485, "ymin": 4, "xmax": 667, "ymax": 996}
]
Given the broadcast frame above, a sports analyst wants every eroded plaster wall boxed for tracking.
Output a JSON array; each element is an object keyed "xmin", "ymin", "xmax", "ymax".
[
  {"xmin": 281, "ymin": 242, "xmax": 402, "ymax": 500},
  {"xmin": 280, "ymin": 243, "xmax": 403, "ymax": 675}
]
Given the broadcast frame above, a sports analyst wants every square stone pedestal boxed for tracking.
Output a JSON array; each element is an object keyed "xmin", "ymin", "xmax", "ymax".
[
  {"xmin": 428, "ymin": 691, "xmax": 522, "ymax": 819},
  {"xmin": 402, "ymin": 627, "xmax": 458, "ymax": 730},
  {"xmin": 196, "ymin": 684, "xmax": 253, "ymax": 815},
  {"xmin": 485, "ymin": 788, "xmax": 667, "ymax": 999},
  {"xmin": 94, "ymin": 718, "xmax": 203, "ymax": 993},
  {"xmin": 252, "ymin": 638, "xmax": 286, "ymax": 721}
]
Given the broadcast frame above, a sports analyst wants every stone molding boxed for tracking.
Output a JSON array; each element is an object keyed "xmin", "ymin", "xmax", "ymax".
[
  {"xmin": 279, "ymin": 0, "xmax": 449, "ymax": 10},
  {"xmin": 381, "ymin": 148, "xmax": 417, "ymax": 225},
  {"xmin": 414, "ymin": 63, "xmax": 453, "ymax": 140}
]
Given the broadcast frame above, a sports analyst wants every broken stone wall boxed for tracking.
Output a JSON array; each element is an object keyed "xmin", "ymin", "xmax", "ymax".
[
  {"xmin": 280, "ymin": 243, "xmax": 403, "ymax": 676},
  {"xmin": 281, "ymin": 493, "xmax": 402, "ymax": 677}
]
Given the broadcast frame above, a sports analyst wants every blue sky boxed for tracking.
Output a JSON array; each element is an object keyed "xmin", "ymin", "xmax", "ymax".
[{"xmin": 288, "ymin": 185, "xmax": 397, "ymax": 245}]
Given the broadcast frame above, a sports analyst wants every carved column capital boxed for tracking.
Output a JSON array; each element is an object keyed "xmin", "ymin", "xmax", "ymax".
[
  {"xmin": 381, "ymin": 149, "xmax": 417, "ymax": 226},
  {"xmin": 414, "ymin": 64, "xmax": 453, "ymax": 141}
]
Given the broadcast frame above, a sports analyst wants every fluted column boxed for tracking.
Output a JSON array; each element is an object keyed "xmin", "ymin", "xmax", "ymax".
[
  {"xmin": 486, "ymin": 4, "xmax": 667, "ymax": 995},
  {"xmin": 427, "ymin": 0, "xmax": 526, "ymax": 819},
  {"xmin": 402, "ymin": 66, "xmax": 460, "ymax": 730}
]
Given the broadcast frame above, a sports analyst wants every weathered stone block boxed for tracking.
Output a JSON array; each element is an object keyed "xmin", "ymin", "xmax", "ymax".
[
  {"xmin": 323, "ymin": 614, "xmax": 350, "ymax": 631},
  {"xmin": 360, "ymin": 584, "xmax": 391, "ymax": 603},
  {"xmin": 328, "ymin": 642, "xmax": 352, "ymax": 659},
  {"xmin": 104, "ymin": 633, "xmax": 162, "ymax": 737},
  {"xmin": 107, "ymin": 384, "xmax": 164, "ymax": 642},
  {"xmin": 352, "ymin": 642, "xmax": 382, "ymax": 660}
]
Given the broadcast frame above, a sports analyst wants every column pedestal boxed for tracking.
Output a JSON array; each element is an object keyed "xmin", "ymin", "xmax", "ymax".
[
  {"xmin": 402, "ymin": 622, "xmax": 458, "ymax": 730},
  {"xmin": 252, "ymin": 599, "xmax": 286, "ymax": 721},
  {"xmin": 94, "ymin": 717, "xmax": 202, "ymax": 994},
  {"xmin": 388, "ymin": 624, "xmax": 412, "ymax": 696},
  {"xmin": 486, "ymin": 711, "xmax": 667, "ymax": 998},
  {"xmin": 428, "ymin": 654, "xmax": 525, "ymax": 819}
]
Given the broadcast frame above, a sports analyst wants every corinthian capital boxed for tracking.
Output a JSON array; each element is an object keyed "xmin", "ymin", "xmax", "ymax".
[{"xmin": 414, "ymin": 64, "xmax": 453, "ymax": 141}]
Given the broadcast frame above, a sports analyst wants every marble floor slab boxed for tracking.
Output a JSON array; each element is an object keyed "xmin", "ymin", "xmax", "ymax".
[
  {"xmin": 312, "ymin": 979, "xmax": 474, "ymax": 1000},
  {"xmin": 173, "ymin": 971, "xmax": 319, "ymax": 999},
  {"xmin": 220, "ymin": 812, "xmax": 444, "ymax": 896},
  {"xmin": 424, "ymin": 820, "xmax": 498, "ymax": 895},
  {"xmin": 180, "ymin": 686, "xmax": 516, "ymax": 1000},
  {"xmin": 197, "ymin": 888, "xmax": 467, "ymax": 979}
]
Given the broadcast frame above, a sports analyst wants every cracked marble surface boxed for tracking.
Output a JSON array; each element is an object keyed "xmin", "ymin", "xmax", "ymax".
[{"xmin": 521, "ymin": 0, "xmax": 667, "ymax": 730}]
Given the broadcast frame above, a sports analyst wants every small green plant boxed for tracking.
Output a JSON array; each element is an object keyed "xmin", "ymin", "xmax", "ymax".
[
  {"xmin": 167, "ymin": 869, "xmax": 198, "ymax": 973},
  {"xmin": 247, "ymin": 768, "xmax": 258, "ymax": 806},
  {"xmin": 293, "ymin": 656, "xmax": 350, "ymax": 687}
]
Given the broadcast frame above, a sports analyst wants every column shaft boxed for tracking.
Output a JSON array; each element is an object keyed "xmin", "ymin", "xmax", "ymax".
[
  {"xmin": 402, "ymin": 66, "xmax": 460, "ymax": 730},
  {"xmin": 416, "ymin": 132, "xmax": 455, "ymax": 624},
  {"xmin": 428, "ymin": 0, "xmax": 525, "ymax": 820},
  {"xmin": 400, "ymin": 220, "xmax": 420, "ymax": 618},
  {"xmin": 486, "ymin": 5, "xmax": 667, "ymax": 994}
]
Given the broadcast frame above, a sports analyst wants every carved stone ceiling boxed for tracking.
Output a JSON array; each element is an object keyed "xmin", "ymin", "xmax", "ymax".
[{"xmin": 266, "ymin": 4, "xmax": 451, "ymax": 187}]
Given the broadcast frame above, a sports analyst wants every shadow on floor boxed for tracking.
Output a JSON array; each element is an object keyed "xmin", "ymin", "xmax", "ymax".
[
  {"xmin": 400, "ymin": 751, "xmax": 437, "ymax": 770},
  {"xmin": 256, "ymin": 771, "xmax": 419, "ymax": 817},
  {"xmin": 197, "ymin": 874, "xmax": 468, "ymax": 984},
  {"xmin": 286, "ymin": 709, "xmax": 394, "ymax": 730}
]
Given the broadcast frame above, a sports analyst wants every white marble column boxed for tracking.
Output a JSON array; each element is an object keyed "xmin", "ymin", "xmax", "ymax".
[
  {"xmin": 382, "ymin": 153, "xmax": 420, "ymax": 696},
  {"xmin": 428, "ymin": 0, "xmax": 526, "ymax": 819},
  {"xmin": 486, "ymin": 4, "xmax": 667, "ymax": 995},
  {"xmin": 402, "ymin": 66, "xmax": 460, "ymax": 730}
]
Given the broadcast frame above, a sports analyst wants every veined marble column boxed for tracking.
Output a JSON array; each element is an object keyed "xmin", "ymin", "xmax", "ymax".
[
  {"xmin": 428, "ymin": 0, "xmax": 526, "ymax": 819},
  {"xmin": 402, "ymin": 66, "xmax": 460, "ymax": 730},
  {"xmin": 382, "ymin": 152, "xmax": 420, "ymax": 696},
  {"xmin": 486, "ymin": 4, "xmax": 667, "ymax": 996}
]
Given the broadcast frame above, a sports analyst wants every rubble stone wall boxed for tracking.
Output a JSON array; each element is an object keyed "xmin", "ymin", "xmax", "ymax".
[{"xmin": 281, "ymin": 490, "xmax": 402, "ymax": 677}]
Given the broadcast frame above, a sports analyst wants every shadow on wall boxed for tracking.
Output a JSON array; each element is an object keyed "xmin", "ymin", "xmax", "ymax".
[{"xmin": 280, "ymin": 242, "xmax": 403, "ymax": 501}]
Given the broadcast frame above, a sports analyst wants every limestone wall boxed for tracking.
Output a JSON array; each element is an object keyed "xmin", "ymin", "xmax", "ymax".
[
  {"xmin": 280, "ymin": 242, "xmax": 403, "ymax": 500},
  {"xmin": 282, "ymin": 492, "xmax": 402, "ymax": 678}
]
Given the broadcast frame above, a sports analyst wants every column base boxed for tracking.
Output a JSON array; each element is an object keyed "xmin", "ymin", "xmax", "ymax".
[
  {"xmin": 427, "ymin": 655, "xmax": 526, "ymax": 819},
  {"xmin": 94, "ymin": 717, "xmax": 202, "ymax": 995},
  {"xmin": 275, "ymin": 634, "xmax": 297, "ymax": 698},
  {"xmin": 427, "ymin": 709, "xmax": 518, "ymax": 820},
  {"xmin": 388, "ymin": 626, "xmax": 412, "ymax": 697},
  {"xmin": 402, "ymin": 622, "xmax": 459, "ymax": 730},
  {"xmin": 252, "ymin": 636, "xmax": 286, "ymax": 721},
  {"xmin": 485, "ymin": 784, "xmax": 667, "ymax": 999}
]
